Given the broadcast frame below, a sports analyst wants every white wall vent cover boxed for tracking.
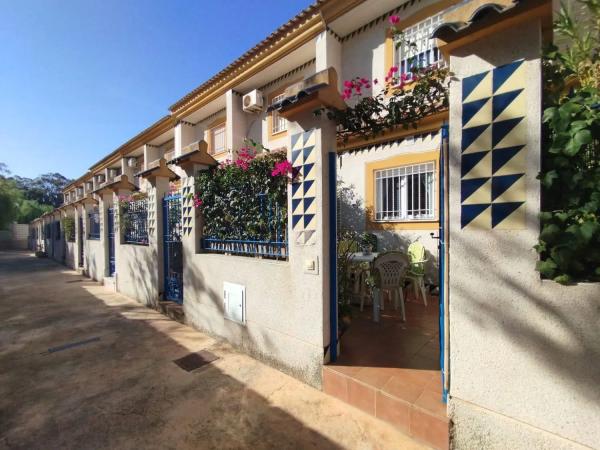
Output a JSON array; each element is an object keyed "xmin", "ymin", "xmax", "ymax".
[{"xmin": 223, "ymin": 282, "xmax": 245, "ymax": 324}]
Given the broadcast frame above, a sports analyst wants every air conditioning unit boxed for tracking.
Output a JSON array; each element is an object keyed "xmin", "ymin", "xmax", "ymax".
[{"xmin": 242, "ymin": 89, "xmax": 264, "ymax": 113}]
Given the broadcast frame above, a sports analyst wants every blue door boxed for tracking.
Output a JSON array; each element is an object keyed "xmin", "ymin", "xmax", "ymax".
[
  {"xmin": 107, "ymin": 207, "xmax": 116, "ymax": 276},
  {"xmin": 163, "ymin": 194, "xmax": 183, "ymax": 303},
  {"xmin": 438, "ymin": 124, "xmax": 449, "ymax": 402},
  {"xmin": 78, "ymin": 216, "xmax": 84, "ymax": 267}
]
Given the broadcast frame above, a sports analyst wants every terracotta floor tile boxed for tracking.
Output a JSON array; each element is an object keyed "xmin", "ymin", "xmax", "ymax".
[
  {"xmin": 322, "ymin": 367, "xmax": 348, "ymax": 402},
  {"xmin": 347, "ymin": 379, "xmax": 376, "ymax": 415},
  {"xmin": 353, "ymin": 367, "xmax": 393, "ymax": 389},
  {"xmin": 414, "ymin": 390, "xmax": 447, "ymax": 418},
  {"xmin": 328, "ymin": 364, "xmax": 361, "ymax": 377},
  {"xmin": 381, "ymin": 376, "xmax": 424, "ymax": 404},
  {"xmin": 385, "ymin": 367, "xmax": 434, "ymax": 387},
  {"xmin": 375, "ymin": 391, "xmax": 411, "ymax": 432},
  {"xmin": 424, "ymin": 374, "xmax": 444, "ymax": 395},
  {"xmin": 410, "ymin": 408, "xmax": 449, "ymax": 450}
]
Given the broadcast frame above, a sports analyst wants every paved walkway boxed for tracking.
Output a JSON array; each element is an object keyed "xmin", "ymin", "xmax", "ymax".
[{"xmin": 0, "ymin": 251, "xmax": 427, "ymax": 450}]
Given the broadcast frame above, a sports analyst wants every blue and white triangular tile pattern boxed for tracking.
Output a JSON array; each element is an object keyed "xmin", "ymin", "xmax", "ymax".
[
  {"xmin": 461, "ymin": 60, "xmax": 527, "ymax": 229},
  {"xmin": 291, "ymin": 129, "xmax": 317, "ymax": 245}
]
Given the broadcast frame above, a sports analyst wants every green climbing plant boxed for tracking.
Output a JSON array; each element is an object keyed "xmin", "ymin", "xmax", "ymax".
[{"xmin": 536, "ymin": 0, "xmax": 600, "ymax": 283}]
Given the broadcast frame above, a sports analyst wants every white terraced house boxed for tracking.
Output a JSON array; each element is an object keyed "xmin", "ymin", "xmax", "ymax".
[{"xmin": 31, "ymin": 1, "xmax": 600, "ymax": 449}]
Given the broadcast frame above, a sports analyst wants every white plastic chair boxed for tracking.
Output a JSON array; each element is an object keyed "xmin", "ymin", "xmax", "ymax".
[
  {"xmin": 371, "ymin": 252, "xmax": 408, "ymax": 321},
  {"xmin": 406, "ymin": 241, "xmax": 428, "ymax": 306}
]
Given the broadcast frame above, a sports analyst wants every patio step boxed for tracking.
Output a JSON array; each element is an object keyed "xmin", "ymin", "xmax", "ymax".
[
  {"xmin": 158, "ymin": 301, "xmax": 185, "ymax": 324},
  {"xmin": 323, "ymin": 366, "xmax": 449, "ymax": 450}
]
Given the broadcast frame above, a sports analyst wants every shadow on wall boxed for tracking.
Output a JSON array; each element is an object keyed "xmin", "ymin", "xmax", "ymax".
[
  {"xmin": 0, "ymin": 251, "xmax": 344, "ymax": 449},
  {"xmin": 184, "ymin": 257, "xmax": 317, "ymax": 386},
  {"xmin": 446, "ymin": 42, "xmax": 600, "ymax": 443},
  {"xmin": 338, "ymin": 180, "xmax": 439, "ymax": 284},
  {"xmin": 450, "ymin": 217, "xmax": 600, "ymax": 404},
  {"xmin": 121, "ymin": 245, "xmax": 159, "ymax": 307}
]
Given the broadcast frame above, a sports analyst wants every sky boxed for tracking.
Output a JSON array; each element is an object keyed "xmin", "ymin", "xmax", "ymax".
[{"xmin": 0, "ymin": 0, "xmax": 313, "ymax": 180}]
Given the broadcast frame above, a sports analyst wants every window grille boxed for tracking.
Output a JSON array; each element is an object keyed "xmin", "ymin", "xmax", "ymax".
[
  {"xmin": 88, "ymin": 209, "xmax": 100, "ymax": 239},
  {"xmin": 211, "ymin": 124, "xmax": 226, "ymax": 154},
  {"xmin": 375, "ymin": 162, "xmax": 435, "ymax": 221},
  {"xmin": 271, "ymin": 94, "xmax": 287, "ymax": 134},
  {"xmin": 55, "ymin": 221, "xmax": 61, "ymax": 240},
  {"xmin": 394, "ymin": 13, "xmax": 444, "ymax": 79},
  {"xmin": 123, "ymin": 199, "xmax": 149, "ymax": 245}
]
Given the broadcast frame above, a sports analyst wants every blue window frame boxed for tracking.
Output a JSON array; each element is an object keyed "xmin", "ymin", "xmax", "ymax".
[
  {"xmin": 54, "ymin": 221, "xmax": 61, "ymax": 240},
  {"xmin": 88, "ymin": 209, "xmax": 100, "ymax": 239}
]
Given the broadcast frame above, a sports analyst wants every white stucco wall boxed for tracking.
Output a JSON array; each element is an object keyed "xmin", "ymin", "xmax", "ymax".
[
  {"xmin": 85, "ymin": 239, "xmax": 104, "ymax": 282},
  {"xmin": 65, "ymin": 241, "xmax": 76, "ymax": 269},
  {"xmin": 116, "ymin": 243, "xmax": 158, "ymax": 307},
  {"xmin": 447, "ymin": 19, "xmax": 600, "ymax": 450},
  {"xmin": 184, "ymin": 254, "xmax": 325, "ymax": 385}
]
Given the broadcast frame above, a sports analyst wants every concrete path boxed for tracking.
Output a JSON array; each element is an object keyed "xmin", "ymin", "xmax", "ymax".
[{"xmin": 0, "ymin": 251, "xmax": 427, "ymax": 450}]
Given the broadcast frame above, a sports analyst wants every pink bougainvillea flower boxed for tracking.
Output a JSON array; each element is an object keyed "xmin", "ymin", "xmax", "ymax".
[
  {"xmin": 343, "ymin": 80, "xmax": 353, "ymax": 88},
  {"xmin": 192, "ymin": 193, "xmax": 203, "ymax": 208},
  {"xmin": 390, "ymin": 66, "xmax": 398, "ymax": 73},
  {"xmin": 389, "ymin": 15, "xmax": 400, "ymax": 25},
  {"xmin": 271, "ymin": 160, "xmax": 294, "ymax": 178},
  {"xmin": 373, "ymin": 78, "xmax": 378, "ymax": 85}
]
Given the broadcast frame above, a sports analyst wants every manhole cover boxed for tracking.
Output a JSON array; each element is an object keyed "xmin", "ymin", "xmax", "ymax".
[{"xmin": 173, "ymin": 350, "xmax": 219, "ymax": 372}]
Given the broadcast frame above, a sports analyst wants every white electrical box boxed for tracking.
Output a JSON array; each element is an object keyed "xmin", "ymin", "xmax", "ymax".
[{"xmin": 223, "ymin": 282, "xmax": 245, "ymax": 324}]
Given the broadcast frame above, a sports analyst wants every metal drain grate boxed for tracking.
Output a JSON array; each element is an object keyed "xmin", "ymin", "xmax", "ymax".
[{"xmin": 173, "ymin": 350, "xmax": 219, "ymax": 372}]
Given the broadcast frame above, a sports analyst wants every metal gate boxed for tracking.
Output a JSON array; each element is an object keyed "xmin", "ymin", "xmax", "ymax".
[
  {"xmin": 163, "ymin": 194, "xmax": 183, "ymax": 303},
  {"xmin": 78, "ymin": 216, "xmax": 84, "ymax": 267},
  {"xmin": 107, "ymin": 207, "xmax": 116, "ymax": 276}
]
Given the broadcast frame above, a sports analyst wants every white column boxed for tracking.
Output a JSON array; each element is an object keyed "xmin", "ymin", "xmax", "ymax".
[
  {"xmin": 286, "ymin": 108, "xmax": 338, "ymax": 364},
  {"xmin": 316, "ymin": 30, "xmax": 342, "ymax": 91},
  {"xmin": 226, "ymin": 89, "xmax": 247, "ymax": 157},
  {"xmin": 174, "ymin": 121, "xmax": 196, "ymax": 157}
]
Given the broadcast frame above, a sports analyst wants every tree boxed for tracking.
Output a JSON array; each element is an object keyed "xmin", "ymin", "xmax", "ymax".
[
  {"xmin": 14, "ymin": 173, "xmax": 71, "ymax": 207},
  {"xmin": 0, "ymin": 163, "xmax": 72, "ymax": 227},
  {"xmin": 0, "ymin": 178, "xmax": 23, "ymax": 229},
  {"xmin": 16, "ymin": 199, "xmax": 53, "ymax": 223}
]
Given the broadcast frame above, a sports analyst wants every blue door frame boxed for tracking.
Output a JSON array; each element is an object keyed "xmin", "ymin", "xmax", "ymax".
[
  {"xmin": 328, "ymin": 152, "xmax": 338, "ymax": 362},
  {"xmin": 107, "ymin": 208, "xmax": 116, "ymax": 276},
  {"xmin": 78, "ymin": 216, "xmax": 84, "ymax": 267},
  {"xmin": 439, "ymin": 124, "xmax": 449, "ymax": 403},
  {"xmin": 163, "ymin": 194, "xmax": 183, "ymax": 304}
]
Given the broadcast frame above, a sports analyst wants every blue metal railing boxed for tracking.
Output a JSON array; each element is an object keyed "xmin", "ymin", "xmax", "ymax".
[
  {"xmin": 201, "ymin": 193, "xmax": 288, "ymax": 260},
  {"xmin": 201, "ymin": 238, "xmax": 287, "ymax": 259},
  {"xmin": 88, "ymin": 211, "xmax": 100, "ymax": 239},
  {"xmin": 123, "ymin": 199, "xmax": 149, "ymax": 245}
]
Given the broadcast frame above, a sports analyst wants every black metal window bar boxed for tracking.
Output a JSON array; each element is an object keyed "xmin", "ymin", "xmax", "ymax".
[
  {"xmin": 54, "ymin": 221, "xmax": 61, "ymax": 240},
  {"xmin": 88, "ymin": 209, "xmax": 100, "ymax": 239},
  {"xmin": 201, "ymin": 193, "xmax": 288, "ymax": 260},
  {"xmin": 123, "ymin": 199, "xmax": 149, "ymax": 245}
]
